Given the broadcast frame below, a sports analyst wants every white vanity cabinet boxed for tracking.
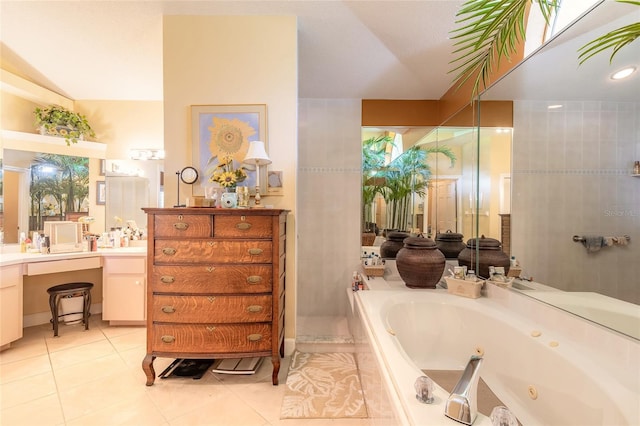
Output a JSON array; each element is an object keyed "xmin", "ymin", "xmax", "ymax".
[
  {"xmin": 102, "ymin": 256, "xmax": 146, "ymax": 324},
  {"xmin": 0, "ymin": 264, "xmax": 23, "ymax": 348}
]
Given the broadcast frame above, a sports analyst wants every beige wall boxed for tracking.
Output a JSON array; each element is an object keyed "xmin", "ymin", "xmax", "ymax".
[{"xmin": 162, "ymin": 15, "xmax": 298, "ymax": 340}]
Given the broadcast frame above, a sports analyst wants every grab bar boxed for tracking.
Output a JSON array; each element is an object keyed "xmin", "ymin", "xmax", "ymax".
[{"xmin": 572, "ymin": 235, "xmax": 630, "ymax": 243}]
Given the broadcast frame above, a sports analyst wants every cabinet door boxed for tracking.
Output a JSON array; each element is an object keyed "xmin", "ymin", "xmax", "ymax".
[
  {"xmin": 0, "ymin": 264, "xmax": 23, "ymax": 346},
  {"xmin": 103, "ymin": 257, "xmax": 146, "ymax": 321},
  {"xmin": 103, "ymin": 275, "xmax": 146, "ymax": 321}
]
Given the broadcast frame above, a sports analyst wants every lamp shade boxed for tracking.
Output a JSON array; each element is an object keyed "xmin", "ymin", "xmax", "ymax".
[{"xmin": 243, "ymin": 141, "xmax": 272, "ymax": 165}]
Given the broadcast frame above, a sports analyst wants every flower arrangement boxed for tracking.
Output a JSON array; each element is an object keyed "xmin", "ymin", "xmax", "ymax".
[{"xmin": 209, "ymin": 155, "xmax": 247, "ymax": 188}]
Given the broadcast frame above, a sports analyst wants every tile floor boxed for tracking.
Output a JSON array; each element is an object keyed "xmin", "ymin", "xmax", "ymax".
[{"xmin": 0, "ymin": 316, "xmax": 373, "ymax": 426}]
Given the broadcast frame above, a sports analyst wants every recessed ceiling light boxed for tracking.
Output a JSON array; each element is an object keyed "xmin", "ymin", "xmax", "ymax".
[
  {"xmin": 610, "ymin": 66, "xmax": 637, "ymax": 80},
  {"xmin": 548, "ymin": 104, "xmax": 563, "ymax": 109}
]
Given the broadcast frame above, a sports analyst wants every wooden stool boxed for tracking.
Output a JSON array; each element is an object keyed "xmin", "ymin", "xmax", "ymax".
[{"xmin": 47, "ymin": 282, "xmax": 93, "ymax": 337}]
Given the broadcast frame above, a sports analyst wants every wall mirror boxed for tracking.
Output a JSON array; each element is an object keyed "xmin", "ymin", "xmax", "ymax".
[
  {"xmin": 2, "ymin": 149, "xmax": 98, "ymax": 243},
  {"xmin": 479, "ymin": 0, "xmax": 639, "ymax": 340}
]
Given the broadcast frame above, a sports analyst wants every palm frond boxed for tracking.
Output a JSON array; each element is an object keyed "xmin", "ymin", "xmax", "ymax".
[
  {"xmin": 449, "ymin": 0, "xmax": 558, "ymax": 100},
  {"xmin": 578, "ymin": 22, "xmax": 640, "ymax": 64}
]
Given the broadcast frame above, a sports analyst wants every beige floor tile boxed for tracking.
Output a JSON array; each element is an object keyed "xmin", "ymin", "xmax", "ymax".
[
  {"xmin": 48, "ymin": 339, "xmax": 116, "ymax": 370},
  {"xmin": 53, "ymin": 352, "xmax": 129, "ymax": 390},
  {"xmin": 117, "ymin": 345, "xmax": 148, "ymax": 371},
  {"xmin": 0, "ymin": 394, "xmax": 64, "ymax": 426},
  {"xmin": 100, "ymin": 324, "xmax": 145, "ymax": 340},
  {"xmin": 108, "ymin": 328, "xmax": 147, "ymax": 352},
  {"xmin": 0, "ymin": 371, "xmax": 57, "ymax": 409},
  {"xmin": 45, "ymin": 327, "xmax": 108, "ymax": 354},
  {"xmin": 169, "ymin": 391, "xmax": 268, "ymax": 426},
  {"xmin": 0, "ymin": 335, "xmax": 48, "ymax": 365},
  {"xmin": 58, "ymin": 370, "xmax": 147, "ymax": 421},
  {"xmin": 65, "ymin": 393, "xmax": 167, "ymax": 426},
  {"xmin": 0, "ymin": 353, "xmax": 52, "ymax": 385}
]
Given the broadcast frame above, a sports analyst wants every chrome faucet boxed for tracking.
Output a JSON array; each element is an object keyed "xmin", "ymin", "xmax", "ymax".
[{"xmin": 444, "ymin": 355, "xmax": 483, "ymax": 425}]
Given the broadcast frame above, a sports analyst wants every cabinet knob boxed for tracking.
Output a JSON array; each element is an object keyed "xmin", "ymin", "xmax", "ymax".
[
  {"xmin": 246, "ymin": 275, "xmax": 262, "ymax": 284},
  {"xmin": 246, "ymin": 305, "xmax": 263, "ymax": 313},
  {"xmin": 162, "ymin": 247, "xmax": 177, "ymax": 256},
  {"xmin": 161, "ymin": 306, "xmax": 175, "ymax": 314},
  {"xmin": 248, "ymin": 248, "xmax": 263, "ymax": 256},
  {"xmin": 173, "ymin": 222, "xmax": 189, "ymax": 231},
  {"xmin": 161, "ymin": 335, "xmax": 176, "ymax": 343},
  {"xmin": 247, "ymin": 334, "xmax": 262, "ymax": 342},
  {"xmin": 160, "ymin": 275, "xmax": 175, "ymax": 284},
  {"xmin": 236, "ymin": 222, "xmax": 252, "ymax": 230}
]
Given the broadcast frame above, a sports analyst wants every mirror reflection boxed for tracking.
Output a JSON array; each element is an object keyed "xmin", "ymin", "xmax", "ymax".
[{"xmin": 479, "ymin": 1, "xmax": 639, "ymax": 339}]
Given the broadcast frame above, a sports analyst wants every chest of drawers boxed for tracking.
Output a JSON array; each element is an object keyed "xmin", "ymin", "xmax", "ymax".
[{"xmin": 142, "ymin": 208, "xmax": 288, "ymax": 386}]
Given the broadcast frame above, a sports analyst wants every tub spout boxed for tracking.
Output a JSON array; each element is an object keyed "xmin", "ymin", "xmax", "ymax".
[{"xmin": 444, "ymin": 355, "xmax": 483, "ymax": 425}]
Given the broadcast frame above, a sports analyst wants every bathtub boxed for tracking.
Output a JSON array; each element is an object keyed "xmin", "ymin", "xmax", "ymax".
[{"xmin": 352, "ymin": 284, "xmax": 640, "ymax": 425}]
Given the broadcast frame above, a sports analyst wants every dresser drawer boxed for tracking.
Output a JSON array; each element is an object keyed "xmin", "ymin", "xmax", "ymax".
[
  {"xmin": 152, "ymin": 295, "xmax": 272, "ymax": 323},
  {"xmin": 214, "ymin": 215, "xmax": 273, "ymax": 238},
  {"xmin": 152, "ymin": 265, "xmax": 272, "ymax": 294},
  {"xmin": 154, "ymin": 214, "xmax": 212, "ymax": 238},
  {"xmin": 151, "ymin": 323, "xmax": 272, "ymax": 353},
  {"xmin": 154, "ymin": 240, "xmax": 272, "ymax": 263}
]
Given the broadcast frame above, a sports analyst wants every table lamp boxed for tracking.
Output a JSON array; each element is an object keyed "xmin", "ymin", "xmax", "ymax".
[{"xmin": 243, "ymin": 141, "xmax": 272, "ymax": 207}]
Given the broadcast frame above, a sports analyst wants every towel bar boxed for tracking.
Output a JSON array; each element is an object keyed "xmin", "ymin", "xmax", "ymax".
[{"xmin": 572, "ymin": 235, "xmax": 630, "ymax": 243}]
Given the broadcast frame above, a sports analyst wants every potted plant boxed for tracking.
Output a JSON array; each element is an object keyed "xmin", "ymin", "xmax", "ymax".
[{"xmin": 34, "ymin": 105, "xmax": 96, "ymax": 145}]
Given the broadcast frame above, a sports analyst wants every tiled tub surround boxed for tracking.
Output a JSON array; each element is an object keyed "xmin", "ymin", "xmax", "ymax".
[{"xmin": 351, "ymin": 279, "xmax": 639, "ymax": 425}]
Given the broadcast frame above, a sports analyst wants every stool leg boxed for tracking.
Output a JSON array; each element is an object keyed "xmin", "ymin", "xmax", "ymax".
[
  {"xmin": 51, "ymin": 295, "xmax": 60, "ymax": 337},
  {"xmin": 83, "ymin": 290, "xmax": 91, "ymax": 331}
]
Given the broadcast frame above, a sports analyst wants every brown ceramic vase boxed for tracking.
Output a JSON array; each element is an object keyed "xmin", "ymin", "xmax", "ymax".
[
  {"xmin": 457, "ymin": 235, "xmax": 510, "ymax": 279},
  {"xmin": 380, "ymin": 231, "xmax": 410, "ymax": 259},
  {"xmin": 435, "ymin": 231, "xmax": 466, "ymax": 259},
  {"xmin": 396, "ymin": 236, "xmax": 445, "ymax": 289}
]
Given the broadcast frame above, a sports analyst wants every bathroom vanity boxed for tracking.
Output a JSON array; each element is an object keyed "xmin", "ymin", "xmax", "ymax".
[{"xmin": 141, "ymin": 208, "xmax": 288, "ymax": 386}]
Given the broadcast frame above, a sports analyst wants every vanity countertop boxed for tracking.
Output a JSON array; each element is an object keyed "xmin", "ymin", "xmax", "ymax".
[{"xmin": 0, "ymin": 246, "xmax": 146, "ymax": 267}]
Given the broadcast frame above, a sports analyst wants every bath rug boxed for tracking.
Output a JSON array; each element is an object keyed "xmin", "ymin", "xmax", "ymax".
[{"xmin": 280, "ymin": 351, "xmax": 368, "ymax": 419}]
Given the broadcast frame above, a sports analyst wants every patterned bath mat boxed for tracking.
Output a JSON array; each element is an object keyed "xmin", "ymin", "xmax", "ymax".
[{"xmin": 280, "ymin": 351, "xmax": 368, "ymax": 419}]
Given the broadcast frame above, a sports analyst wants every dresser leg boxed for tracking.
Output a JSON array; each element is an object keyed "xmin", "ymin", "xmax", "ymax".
[
  {"xmin": 143, "ymin": 354, "xmax": 156, "ymax": 386},
  {"xmin": 271, "ymin": 357, "xmax": 280, "ymax": 385}
]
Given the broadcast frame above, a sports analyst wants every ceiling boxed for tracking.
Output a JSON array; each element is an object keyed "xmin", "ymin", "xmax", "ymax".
[{"xmin": 0, "ymin": 0, "xmax": 465, "ymax": 102}]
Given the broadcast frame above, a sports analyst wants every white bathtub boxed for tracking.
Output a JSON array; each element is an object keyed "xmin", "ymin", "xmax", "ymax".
[{"xmin": 352, "ymin": 284, "xmax": 640, "ymax": 425}]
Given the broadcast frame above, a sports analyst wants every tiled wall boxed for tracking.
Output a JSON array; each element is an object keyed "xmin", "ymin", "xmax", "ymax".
[
  {"xmin": 297, "ymin": 99, "xmax": 362, "ymax": 342},
  {"xmin": 511, "ymin": 100, "xmax": 640, "ymax": 304}
]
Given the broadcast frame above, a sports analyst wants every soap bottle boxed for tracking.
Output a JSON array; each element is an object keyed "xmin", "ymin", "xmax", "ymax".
[
  {"xmin": 634, "ymin": 161, "xmax": 640, "ymax": 175},
  {"xmin": 19, "ymin": 232, "xmax": 27, "ymax": 253}
]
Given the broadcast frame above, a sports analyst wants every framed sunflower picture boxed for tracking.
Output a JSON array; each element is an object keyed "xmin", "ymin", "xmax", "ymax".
[{"xmin": 191, "ymin": 104, "xmax": 267, "ymax": 196}]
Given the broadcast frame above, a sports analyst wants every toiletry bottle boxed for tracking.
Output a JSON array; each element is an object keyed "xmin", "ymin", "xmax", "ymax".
[
  {"xmin": 19, "ymin": 232, "xmax": 26, "ymax": 253},
  {"xmin": 634, "ymin": 161, "xmax": 640, "ymax": 175},
  {"xmin": 466, "ymin": 270, "xmax": 476, "ymax": 282},
  {"xmin": 510, "ymin": 256, "xmax": 517, "ymax": 267}
]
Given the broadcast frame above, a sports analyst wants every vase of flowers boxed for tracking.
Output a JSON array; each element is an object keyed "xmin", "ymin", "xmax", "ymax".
[{"xmin": 210, "ymin": 155, "xmax": 247, "ymax": 190}]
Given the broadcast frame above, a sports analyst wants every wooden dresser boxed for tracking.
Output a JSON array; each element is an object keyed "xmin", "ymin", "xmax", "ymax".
[{"xmin": 141, "ymin": 208, "xmax": 288, "ymax": 386}]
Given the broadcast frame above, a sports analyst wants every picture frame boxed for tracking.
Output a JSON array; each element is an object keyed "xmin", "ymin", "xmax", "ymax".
[
  {"xmin": 191, "ymin": 104, "xmax": 268, "ymax": 196},
  {"xmin": 99, "ymin": 158, "xmax": 106, "ymax": 176},
  {"xmin": 96, "ymin": 181, "xmax": 106, "ymax": 205},
  {"xmin": 267, "ymin": 170, "xmax": 284, "ymax": 195}
]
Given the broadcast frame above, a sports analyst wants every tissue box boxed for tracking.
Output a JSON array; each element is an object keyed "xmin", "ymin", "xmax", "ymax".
[{"xmin": 445, "ymin": 277, "xmax": 484, "ymax": 299}]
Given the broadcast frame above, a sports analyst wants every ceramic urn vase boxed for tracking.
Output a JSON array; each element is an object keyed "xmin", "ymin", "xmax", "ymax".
[
  {"xmin": 457, "ymin": 235, "xmax": 510, "ymax": 279},
  {"xmin": 380, "ymin": 231, "xmax": 410, "ymax": 259},
  {"xmin": 396, "ymin": 236, "xmax": 446, "ymax": 289},
  {"xmin": 435, "ymin": 230, "xmax": 466, "ymax": 259}
]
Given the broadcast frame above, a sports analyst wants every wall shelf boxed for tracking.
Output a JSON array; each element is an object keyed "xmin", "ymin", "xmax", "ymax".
[{"xmin": 1, "ymin": 129, "xmax": 106, "ymax": 159}]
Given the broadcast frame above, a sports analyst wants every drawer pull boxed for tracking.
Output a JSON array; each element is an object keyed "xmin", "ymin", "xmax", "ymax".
[
  {"xmin": 248, "ymin": 248, "xmax": 263, "ymax": 256},
  {"xmin": 206, "ymin": 326, "xmax": 216, "ymax": 332},
  {"xmin": 160, "ymin": 275, "xmax": 175, "ymax": 284},
  {"xmin": 236, "ymin": 222, "xmax": 252, "ymax": 230},
  {"xmin": 162, "ymin": 247, "xmax": 177, "ymax": 256},
  {"xmin": 161, "ymin": 335, "xmax": 176, "ymax": 343},
  {"xmin": 247, "ymin": 305, "xmax": 263, "ymax": 313},
  {"xmin": 206, "ymin": 266, "xmax": 216, "ymax": 273},
  {"xmin": 161, "ymin": 306, "xmax": 175, "ymax": 314},
  {"xmin": 247, "ymin": 334, "xmax": 262, "ymax": 342},
  {"xmin": 207, "ymin": 296, "xmax": 216, "ymax": 303},
  {"xmin": 173, "ymin": 222, "xmax": 189, "ymax": 231},
  {"xmin": 246, "ymin": 275, "xmax": 262, "ymax": 284}
]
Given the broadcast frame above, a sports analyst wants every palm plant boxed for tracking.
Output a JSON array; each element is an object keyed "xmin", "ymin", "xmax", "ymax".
[
  {"xmin": 380, "ymin": 145, "xmax": 456, "ymax": 231},
  {"xmin": 450, "ymin": 0, "xmax": 639, "ymax": 100},
  {"xmin": 362, "ymin": 135, "xmax": 393, "ymax": 233}
]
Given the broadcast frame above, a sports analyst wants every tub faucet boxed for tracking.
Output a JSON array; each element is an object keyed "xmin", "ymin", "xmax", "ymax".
[{"xmin": 444, "ymin": 355, "xmax": 483, "ymax": 425}]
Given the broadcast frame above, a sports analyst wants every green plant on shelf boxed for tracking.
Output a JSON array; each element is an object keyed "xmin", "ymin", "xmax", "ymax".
[{"xmin": 34, "ymin": 105, "xmax": 96, "ymax": 145}]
